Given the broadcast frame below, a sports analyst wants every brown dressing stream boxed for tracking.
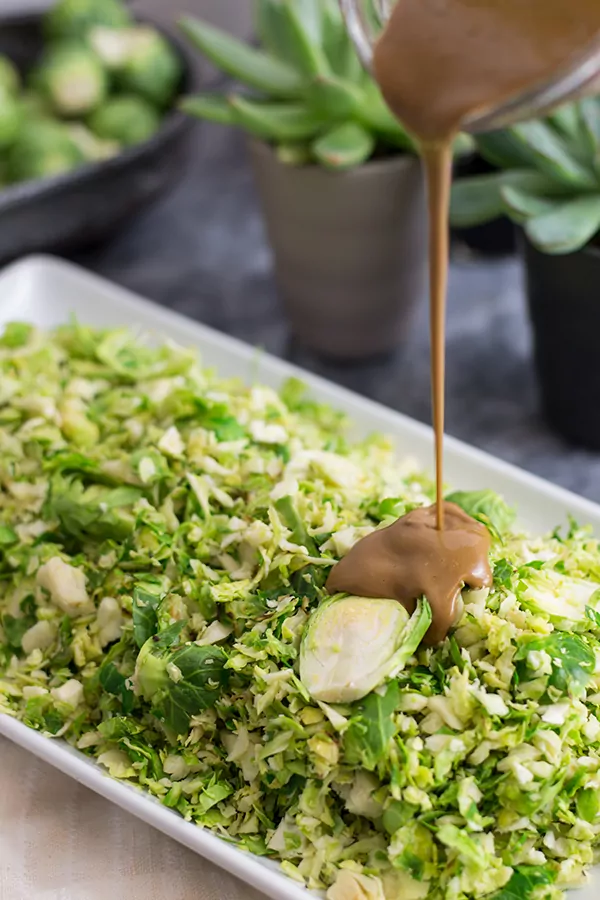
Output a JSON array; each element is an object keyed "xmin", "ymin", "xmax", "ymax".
[{"xmin": 327, "ymin": 0, "xmax": 600, "ymax": 642}]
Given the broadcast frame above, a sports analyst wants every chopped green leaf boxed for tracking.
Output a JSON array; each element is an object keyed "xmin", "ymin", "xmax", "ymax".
[
  {"xmin": 491, "ymin": 865, "xmax": 557, "ymax": 900},
  {"xmin": 344, "ymin": 681, "xmax": 400, "ymax": 771},
  {"xmin": 135, "ymin": 635, "xmax": 229, "ymax": 735},
  {"xmin": 446, "ymin": 489, "xmax": 516, "ymax": 535},
  {"xmin": 99, "ymin": 662, "xmax": 135, "ymax": 714},
  {"xmin": 515, "ymin": 632, "xmax": 595, "ymax": 697},
  {"xmin": 493, "ymin": 558, "xmax": 514, "ymax": 587},
  {"xmin": 45, "ymin": 476, "xmax": 142, "ymax": 542},
  {"xmin": 132, "ymin": 585, "xmax": 163, "ymax": 649},
  {"xmin": 2, "ymin": 612, "xmax": 36, "ymax": 652},
  {"xmin": 0, "ymin": 322, "xmax": 33, "ymax": 348},
  {"xmin": 0, "ymin": 526, "xmax": 18, "ymax": 546}
]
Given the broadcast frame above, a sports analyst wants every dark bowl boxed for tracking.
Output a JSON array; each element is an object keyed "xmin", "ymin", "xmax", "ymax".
[{"xmin": 0, "ymin": 12, "xmax": 198, "ymax": 263}]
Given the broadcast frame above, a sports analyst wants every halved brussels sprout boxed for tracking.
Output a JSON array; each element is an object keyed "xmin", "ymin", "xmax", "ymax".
[
  {"xmin": 0, "ymin": 88, "xmax": 23, "ymax": 150},
  {"xmin": 299, "ymin": 594, "xmax": 431, "ymax": 703},
  {"xmin": 121, "ymin": 27, "xmax": 182, "ymax": 107},
  {"xmin": 0, "ymin": 55, "xmax": 20, "ymax": 96},
  {"xmin": 33, "ymin": 43, "xmax": 108, "ymax": 117},
  {"xmin": 66, "ymin": 123, "xmax": 120, "ymax": 162},
  {"xmin": 45, "ymin": 0, "xmax": 131, "ymax": 40},
  {"xmin": 90, "ymin": 25, "xmax": 181, "ymax": 107},
  {"xmin": 88, "ymin": 94, "xmax": 160, "ymax": 147},
  {"xmin": 88, "ymin": 26, "xmax": 135, "ymax": 70}
]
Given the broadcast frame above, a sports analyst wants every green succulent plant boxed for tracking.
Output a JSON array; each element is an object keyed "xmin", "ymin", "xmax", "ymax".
[
  {"xmin": 179, "ymin": 0, "xmax": 473, "ymax": 170},
  {"xmin": 451, "ymin": 99, "xmax": 600, "ymax": 254}
]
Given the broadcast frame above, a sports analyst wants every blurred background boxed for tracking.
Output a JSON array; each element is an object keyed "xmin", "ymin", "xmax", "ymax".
[
  {"xmin": 0, "ymin": 1, "xmax": 252, "ymax": 38},
  {"xmin": 0, "ymin": 0, "xmax": 599, "ymax": 505},
  {"xmin": 0, "ymin": 1, "xmax": 253, "ymax": 77}
]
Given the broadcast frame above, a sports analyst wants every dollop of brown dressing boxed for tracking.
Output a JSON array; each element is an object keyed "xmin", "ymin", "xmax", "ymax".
[{"xmin": 326, "ymin": 502, "xmax": 492, "ymax": 645}]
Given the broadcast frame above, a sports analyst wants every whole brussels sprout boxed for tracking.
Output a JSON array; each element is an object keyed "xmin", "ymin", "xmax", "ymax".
[
  {"xmin": 88, "ymin": 94, "xmax": 160, "ymax": 147},
  {"xmin": 6, "ymin": 120, "xmax": 85, "ymax": 183},
  {"xmin": 0, "ymin": 55, "xmax": 20, "ymax": 95},
  {"xmin": 45, "ymin": 0, "xmax": 131, "ymax": 40},
  {"xmin": 90, "ymin": 25, "xmax": 182, "ymax": 107},
  {"xmin": 0, "ymin": 88, "xmax": 23, "ymax": 150},
  {"xmin": 33, "ymin": 43, "xmax": 108, "ymax": 117}
]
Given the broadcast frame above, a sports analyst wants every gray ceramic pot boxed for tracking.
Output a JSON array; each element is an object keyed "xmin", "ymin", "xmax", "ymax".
[{"xmin": 248, "ymin": 140, "xmax": 428, "ymax": 360}]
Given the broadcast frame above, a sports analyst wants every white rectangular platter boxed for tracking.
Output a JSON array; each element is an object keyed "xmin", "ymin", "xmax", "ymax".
[{"xmin": 0, "ymin": 254, "xmax": 598, "ymax": 900}]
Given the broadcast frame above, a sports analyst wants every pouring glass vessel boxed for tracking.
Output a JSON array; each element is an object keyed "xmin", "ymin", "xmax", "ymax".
[{"xmin": 339, "ymin": 0, "xmax": 600, "ymax": 132}]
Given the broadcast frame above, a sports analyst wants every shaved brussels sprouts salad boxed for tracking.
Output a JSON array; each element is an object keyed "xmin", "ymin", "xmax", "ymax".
[{"xmin": 1, "ymin": 321, "xmax": 600, "ymax": 900}]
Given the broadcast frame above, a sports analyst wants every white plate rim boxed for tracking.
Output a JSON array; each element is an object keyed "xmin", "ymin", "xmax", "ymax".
[{"xmin": 0, "ymin": 253, "xmax": 597, "ymax": 900}]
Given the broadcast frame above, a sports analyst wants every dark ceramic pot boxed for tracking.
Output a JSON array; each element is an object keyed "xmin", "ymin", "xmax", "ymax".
[
  {"xmin": 249, "ymin": 139, "xmax": 428, "ymax": 361},
  {"xmin": 0, "ymin": 12, "xmax": 197, "ymax": 263},
  {"xmin": 523, "ymin": 234, "xmax": 600, "ymax": 449},
  {"xmin": 452, "ymin": 153, "xmax": 516, "ymax": 257}
]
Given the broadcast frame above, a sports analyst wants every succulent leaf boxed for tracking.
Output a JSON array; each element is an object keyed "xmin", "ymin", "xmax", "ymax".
[
  {"xmin": 179, "ymin": 94, "xmax": 235, "ymax": 127},
  {"xmin": 359, "ymin": 79, "xmax": 414, "ymax": 150},
  {"xmin": 321, "ymin": 0, "xmax": 364, "ymax": 82},
  {"xmin": 179, "ymin": 16, "xmax": 304, "ymax": 98},
  {"xmin": 450, "ymin": 172, "xmax": 509, "ymax": 228},
  {"xmin": 229, "ymin": 96, "xmax": 322, "ymax": 142},
  {"xmin": 276, "ymin": 142, "xmax": 312, "ymax": 165},
  {"xmin": 312, "ymin": 121, "xmax": 375, "ymax": 170},
  {"xmin": 256, "ymin": 1, "xmax": 329, "ymax": 77},
  {"xmin": 290, "ymin": 0, "xmax": 323, "ymax": 44},
  {"xmin": 477, "ymin": 129, "xmax": 549, "ymax": 170},
  {"xmin": 281, "ymin": 0, "xmax": 330, "ymax": 78},
  {"xmin": 548, "ymin": 103, "xmax": 584, "ymax": 142},
  {"xmin": 255, "ymin": 0, "xmax": 298, "ymax": 62},
  {"xmin": 508, "ymin": 120, "xmax": 597, "ymax": 190},
  {"xmin": 525, "ymin": 195, "xmax": 600, "ymax": 255},
  {"xmin": 500, "ymin": 185, "xmax": 561, "ymax": 223},
  {"xmin": 578, "ymin": 98, "xmax": 600, "ymax": 175},
  {"xmin": 306, "ymin": 74, "xmax": 363, "ymax": 120},
  {"xmin": 452, "ymin": 133, "xmax": 476, "ymax": 158},
  {"xmin": 450, "ymin": 169, "xmax": 559, "ymax": 228}
]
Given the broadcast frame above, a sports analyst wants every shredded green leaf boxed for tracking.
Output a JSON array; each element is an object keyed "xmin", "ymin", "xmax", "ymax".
[{"xmin": 0, "ymin": 322, "xmax": 599, "ymax": 899}]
